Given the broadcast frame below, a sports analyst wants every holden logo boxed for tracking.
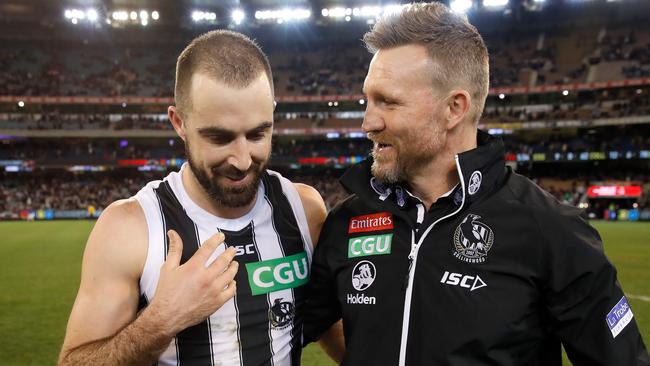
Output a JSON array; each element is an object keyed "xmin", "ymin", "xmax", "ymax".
[{"xmin": 351, "ymin": 260, "xmax": 376, "ymax": 291}]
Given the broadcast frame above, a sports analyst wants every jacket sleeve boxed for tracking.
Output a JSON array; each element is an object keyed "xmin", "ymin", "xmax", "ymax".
[
  {"xmin": 539, "ymin": 208, "xmax": 650, "ymax": 365},
  {"xmin": 302, "ymin": 211, "xmax": 342, "ymax": 345}
]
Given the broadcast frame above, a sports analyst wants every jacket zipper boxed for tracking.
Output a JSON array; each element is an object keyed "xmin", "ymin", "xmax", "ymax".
[{"xmin": 398, "ymin": 155, "xmax": 467, "ymax": 366}]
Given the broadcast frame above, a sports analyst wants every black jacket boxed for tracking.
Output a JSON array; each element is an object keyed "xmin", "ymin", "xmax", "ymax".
[{"xmin": 304, "ymin": 131, "xmax": 649, "ymax": 365}]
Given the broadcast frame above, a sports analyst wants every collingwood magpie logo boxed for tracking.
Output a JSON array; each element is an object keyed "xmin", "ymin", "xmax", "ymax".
[
  {"xmin": 268, "ymin": 298, "xmax": 295, "ymax": 330},
  {"xmin": 351, "ymin": 260, "xmax": 376, "ymax": 291},
  {"xmin": 468, "ymin": 171, "xmax": 482, "ymax": 195},
  {"xmin": 453, "ymin": 214, "xmax": 494, "ymax": 264}
]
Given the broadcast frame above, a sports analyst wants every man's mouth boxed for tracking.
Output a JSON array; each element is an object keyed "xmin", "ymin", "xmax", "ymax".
[
  {"xmin": 224, "ymin": 173, "xmax": 248, "ymax": 183},
  {"xmin": 375, "ymin": 142, "xmax": 393, "ymax": 152},
  {"xmin": 215, "ymin": 168, "xmax": 250, "ymax": 183}
]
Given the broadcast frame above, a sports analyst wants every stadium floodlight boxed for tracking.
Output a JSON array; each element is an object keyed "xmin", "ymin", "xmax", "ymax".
[
  {"xmin": 130, "ymin": 11, "xmax": 138, "ymax": 20},
  {"xmin": 533, "ymin": 0, "xmax": 545, "ymax": 2},
  {"xmin": 326, "ymin": 7, "xmax": 347, "ymax": 18},
  {"xmin": 151, "ymin": 11, "xmax": 159, "ymax": 20},
  {"xmin": 139, "ymin": 10, "xmax": 149, "ymax": 20},
  {"xmin": 192, "ymin": 10, "xmax": 217, "ymax": 22},
  {"xmin": 232, "ymin": 9, "xmax": 245, "ymax": 25},
  {"xmin": 65, "ymin": 8, "xmax": 89, "ymax": 23},
  {"xmin": 359, "ymin": 99, "xmax": 365, "ymax": 105},
  {"xmin": 141, "ymin": 19, "xmax": 148, "ymax": 26},
  {"xmin": 255, "ymin": 8, "xmax": 311, "ymax": 22},
  {"xmin": 383, "ymin": 4, "xmax": 409, "ymax": 15},
  {"xmin": 345, "ymin": 16, "xmax": 351, "ymax": 21},
  {"xmin": 17, "ymin": 101, "xmax": 25, "ymax": 108},
  {"xmin": 483, "ymin": 0, "xmax": 509, "ymax": 7},
  {"xmin": 498, "ymin": 93, "xmax": 506, "ymax": 99},
  {"xmin": 450, "ymin": 0, "xmax": 473, "ymax": 13},
  {"xmin": 86, "ymin": 9, "xmax": 98, "ymax": 22},
  {"xmin": 562, "ymin": 90, "xmax": 569, "ymax": 96},
  {"xmin": 112, "ymin": 11, "xmax": 129, "ymax": 21},
  {"xmin": 360, "ymin": 6, "xmax": 382, "ymax": 17}
]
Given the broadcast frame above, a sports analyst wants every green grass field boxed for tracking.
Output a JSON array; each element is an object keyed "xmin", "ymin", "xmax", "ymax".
[{"xmin": 0, "ymin": 220, "xmax": 648, "ymax": 365}]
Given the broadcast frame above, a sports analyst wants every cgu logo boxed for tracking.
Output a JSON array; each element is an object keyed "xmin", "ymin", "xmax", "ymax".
[
  {"xmin": 348, "ymin": 234, "xmax": 393, "ymax": 258},
  {"xmin": 246, "ymin": 252, "xmax": 310, "ymax": 296},
  {"xmin": 440, "ymin": 271, "xmax": 487, "ymax": 292}
]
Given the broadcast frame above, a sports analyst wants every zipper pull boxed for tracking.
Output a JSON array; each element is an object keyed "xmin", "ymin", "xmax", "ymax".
[
  {"xmin": 403, "ymin": 258, "xmax": 413, "ymax": 291},
  {"xmin": 403, "ymin": 247, "xmax": 416, "ymax": 291},
  {"xmin": 404, "ymin": 232, "xmax": 417, "ymax": 291}
]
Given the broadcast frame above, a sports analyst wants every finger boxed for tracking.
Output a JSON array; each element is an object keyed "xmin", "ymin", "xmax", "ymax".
[
  {"xmin": 164, "ymin": 230, "xmax": 183, "ymax": 268},
  {"xmin": 206, "ymin": 247, "xmax": 237, "ymax": 273},
  {"xmin": 219, "ymin": 280, "xmax": 237, "ymax": 302},
  {"xmin": 191, "ymin": 232, "xmax": 227, "ymax": 266},
  {"xmin": 211, "ymin": 259, "xmax": 239, "ymax": 281},
  {"xmin": 212, "ymin": 262, "xmax": 239, "ymax": 294}
]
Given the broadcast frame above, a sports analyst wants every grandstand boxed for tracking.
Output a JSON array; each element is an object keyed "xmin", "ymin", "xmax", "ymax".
[
  {"xmin": 0, "ymin": 0, "xmax": 649, "ymax": 364},
  {"xmin": 2, "ymin": 3, "xmax": 650, "ymax": 221}
]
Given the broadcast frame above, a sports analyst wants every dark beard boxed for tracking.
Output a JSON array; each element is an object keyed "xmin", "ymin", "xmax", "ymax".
[{"xmin": 185, "ymin": 143, "xmax": 265, "ymax": 209}]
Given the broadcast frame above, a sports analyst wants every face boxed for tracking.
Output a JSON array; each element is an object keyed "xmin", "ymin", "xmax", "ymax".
[
  {"xmin": 362, "ymin": 45, "xmax": 447, "ymax": 184},
  {"xmin": 179, "ymin": 72, "xmax": 274, "ymax": 208}
]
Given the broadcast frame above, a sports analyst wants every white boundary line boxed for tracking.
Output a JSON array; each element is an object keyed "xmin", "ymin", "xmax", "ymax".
[{"xmin": 628, "ymin": 294, "xmax": 650, "ymax": 302}]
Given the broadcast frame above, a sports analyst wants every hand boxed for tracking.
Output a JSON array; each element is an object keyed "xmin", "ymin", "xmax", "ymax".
[{"xmin": 148, "ymin": 230, "xmax": 238, "ymax": 336}]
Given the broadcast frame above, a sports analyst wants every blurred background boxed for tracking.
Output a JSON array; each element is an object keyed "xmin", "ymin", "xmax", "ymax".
[{"xmin": 0, "ymin": 0, "xmax": 648, "ymax": 364}]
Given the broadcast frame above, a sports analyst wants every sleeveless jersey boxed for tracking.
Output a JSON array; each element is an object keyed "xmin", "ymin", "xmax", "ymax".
[{"xmin": 134, "ymin": 165, "xmax": 314, "ymax": 366}]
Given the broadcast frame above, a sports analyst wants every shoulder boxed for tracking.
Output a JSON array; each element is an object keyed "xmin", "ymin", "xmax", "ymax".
[
  {"xmin": 505, "ymin": 173, "xmax": 603, "ymax": 254},
  {"xmin": 293, "ymin": 183, "xmax": 327, "ymax": 230},
  {"xmin": 83, "ymin": 198, "xmax": 148, "ymax": 279}
]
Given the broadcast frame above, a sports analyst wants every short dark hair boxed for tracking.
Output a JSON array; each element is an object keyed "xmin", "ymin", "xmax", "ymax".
[
  {"xmin": 363, "ymin": 3, "xmax": 489, "ymax": 124},
  {"xmin": 174, "ymin": 30, "xmax": 273, "ymax": 117}
]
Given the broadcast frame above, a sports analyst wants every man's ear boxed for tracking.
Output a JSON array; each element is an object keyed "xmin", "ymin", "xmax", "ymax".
[
  {"xmin": 168, "ymin": 106, "xmax": 187, "ymax": 141},
  {"xmin": 444, "ymin": 90, "xmax": 472, "ymax": 130}
]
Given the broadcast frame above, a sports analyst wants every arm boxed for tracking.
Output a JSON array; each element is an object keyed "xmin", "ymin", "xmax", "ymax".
[
  {"xmin": 319, "ymin": 320, "xmax": 345, "ymax": 364},
  {"xmin": 540, "ymin": 210, "xmax": 650, "ymax": 365},
  {"xmin": 58, "ymin": 199, "xmax": 239, "ymax": 365},
  {"xmin": 295, "ymin": 183, "xmax": 346, "ymax": 362}
]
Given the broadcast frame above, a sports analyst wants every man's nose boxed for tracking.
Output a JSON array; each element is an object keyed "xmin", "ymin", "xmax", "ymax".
[
  {"xmin": 361, "ymin": 102, "xmax": 385, "ymax": 133},
  {"xmin": 227, "ymin": 137, "xmax": 252, "ymax": 172}
]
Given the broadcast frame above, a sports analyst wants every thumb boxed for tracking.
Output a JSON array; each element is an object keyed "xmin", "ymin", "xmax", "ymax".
[{"xmin": 165, "ymin": 230, "xmax": 183, "ymax": 268}]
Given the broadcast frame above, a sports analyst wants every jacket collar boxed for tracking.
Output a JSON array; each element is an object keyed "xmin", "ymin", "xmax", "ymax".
[{"xmin": 340, "ymin": 130, "xmax": 507, "ymax": 213}]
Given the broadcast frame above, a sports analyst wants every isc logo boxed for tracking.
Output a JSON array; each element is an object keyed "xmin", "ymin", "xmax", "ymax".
[
  {"xmin": 440, "ymin": 271, "xmax": 487, "ymax": 292},
  {"xmin": 234, "ymin": 244, "xmax": 255, "ymax": 256}
]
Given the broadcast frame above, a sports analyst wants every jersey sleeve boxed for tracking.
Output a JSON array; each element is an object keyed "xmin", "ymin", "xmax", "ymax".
[
  {"xmin": 539, "ymin": 208, "xmax": 650, "ymax": 365},
  {"xmin": 302, "ymin": 211, "xmax": 343, "ymax": 345}
]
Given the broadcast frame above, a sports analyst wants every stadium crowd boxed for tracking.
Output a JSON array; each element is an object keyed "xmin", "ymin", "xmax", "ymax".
[
  {"xmin": 1, "ymin": 87, "xmax": 648, "ymax": 132},
  {"xmin": 1, "ymin": 170, "xmax": 648, "ymax": 220},
  {"xmin": 1, "ymin": 27, "xmax": 649, "ymax": 98}
]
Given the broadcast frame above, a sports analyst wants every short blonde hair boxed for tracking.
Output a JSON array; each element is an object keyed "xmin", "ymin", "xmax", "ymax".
[{"xmin": 363, "ymin": 2, "xmax": 489, "ymax": 124}]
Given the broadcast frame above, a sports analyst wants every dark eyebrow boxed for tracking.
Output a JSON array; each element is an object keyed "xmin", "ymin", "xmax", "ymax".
[
  {"xmin": 197, "ymin": 121, "xmax": 273, "ymax": 138},
  {"xmin": 246, "ymin": 121, "xmax": 273, "ymax": 135}
]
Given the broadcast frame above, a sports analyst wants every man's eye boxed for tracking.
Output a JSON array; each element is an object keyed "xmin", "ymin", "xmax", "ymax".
[
  {"xmin": 380, "ymin": 97, "xmax": 397, "ymax": 106},
  {"xmin": 248, "ymin": 133, "xmax": 265, "ymax": 141},
  {"xmin": 208, "ymin": 136, "xmax": 230, "ymax": 145}
]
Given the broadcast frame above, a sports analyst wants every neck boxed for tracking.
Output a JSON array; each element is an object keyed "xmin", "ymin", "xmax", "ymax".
[
  {"xmin": 407, "ymin": 154, "xmax": 459, "ymax": 211},
  {"xmin": 181, "ymin": 166, "xmax": 257, "ymax": 219},
  {"xmin": 407, "ymin": 129, "xmax": 477, "ymax": 210}
]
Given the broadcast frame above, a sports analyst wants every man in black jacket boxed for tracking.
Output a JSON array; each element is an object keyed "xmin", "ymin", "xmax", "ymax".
[{"xmin": 303, "ymin": 2, "xmax": 650, "ymax": 365}]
